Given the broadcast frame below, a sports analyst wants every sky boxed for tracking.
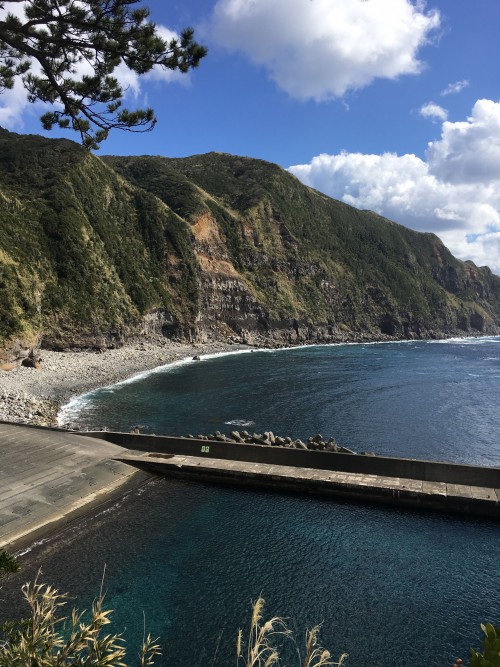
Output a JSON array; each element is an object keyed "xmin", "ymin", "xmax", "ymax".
[{"xmin": 1, "ymin": 0, "xmax": 500, "ymax": 273}]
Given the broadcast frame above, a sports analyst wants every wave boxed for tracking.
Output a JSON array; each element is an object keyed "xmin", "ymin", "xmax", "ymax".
[
  {"xmin": 58, "ymin": 355, "xmax": 199, "ymax": 425},
  {"xmin": 426, "ymin": 336, "xmax": 500, "ymax": 345},
  {"xmin": 224, "ymin": 419, "xmax": 255, "ymax": 427}
]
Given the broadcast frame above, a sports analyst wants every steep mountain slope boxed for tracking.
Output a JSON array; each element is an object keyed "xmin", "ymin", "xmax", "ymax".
[
  {"xmin": 0, "ymin": 129, "xmax": 499, "ymax": 361},
  {"xmin": 0, "ymin": 129, "xmax": 199, "ymax": 360},
  {"xmin": 105, "ymin": 151, "xmax": 500, "ymax": 342}
]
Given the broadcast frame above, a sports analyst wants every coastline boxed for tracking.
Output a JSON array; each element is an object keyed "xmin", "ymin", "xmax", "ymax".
[
  {"xmin": 0, "ymin": 333, "xmax": 496, "ymax": 428},
  {"xmin": 0, "ymin": 332, "xmax": 497, "ymax": 560},
  {"xmin": 0, "ymin": 339, "xmax": 247, "ymax": 427}
]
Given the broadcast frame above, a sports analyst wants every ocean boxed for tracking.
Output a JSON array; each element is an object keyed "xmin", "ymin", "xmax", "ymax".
[{"xmin": 5, "ymin": 337, "xmax": 500, "ymax": 667}]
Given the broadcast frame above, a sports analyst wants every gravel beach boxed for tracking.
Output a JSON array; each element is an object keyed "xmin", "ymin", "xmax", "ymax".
[{"xmin": 0, "ymin": 339, "xmax": 243, "ymax": 426}]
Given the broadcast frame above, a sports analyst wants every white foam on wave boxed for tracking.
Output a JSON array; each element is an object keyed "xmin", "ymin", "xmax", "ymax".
[
  {"xmin": 224, "ymin": 419, "xmax": 255, "ymax": 427},
  {"xmin": 16, "ymin": 536, "xmax": 50, "ymax": 557},
  {"xmin": 426, "ymin": 335, "xmax": 500, "ymax": 345},
  {"xmin": 58, "ymin": 355, "xmax": 197, "ymax": 425},
  {"xmin": 58, "ymin": 348, "xmax": 268, "ymax": 425},
  {"xmin": 198, "ymin": 348, "xmax": 259, "ymax": 360}
]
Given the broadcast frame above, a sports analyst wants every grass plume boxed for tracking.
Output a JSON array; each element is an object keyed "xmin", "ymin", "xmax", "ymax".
[
  {"xmin": 237, "ymin": 596, "xmax": 347, "ymax": 667},
  {"xmin": 0, "ymin": 574, "xmax": 161, "ymax": 667}
]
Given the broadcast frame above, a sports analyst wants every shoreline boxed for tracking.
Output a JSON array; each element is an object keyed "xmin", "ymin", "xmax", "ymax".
[
  {"xmin": 0, "ymin": 332, "xmax": 498, "ymax": 559},
  {"xmin": 0, "ymin": 339, "xmax": 247, "ymax": 426},
  {"xmin": 1, "ymin": 333, "xmax": 497, "ymax": 427}
]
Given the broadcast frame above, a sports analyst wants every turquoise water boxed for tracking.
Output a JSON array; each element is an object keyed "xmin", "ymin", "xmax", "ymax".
[{"xmin": 6, "ymin": 337, "xmax": 500, "ymax": 667}]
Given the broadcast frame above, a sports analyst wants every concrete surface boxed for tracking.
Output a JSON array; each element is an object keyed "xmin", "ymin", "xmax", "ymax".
[
  {"xmin": 2, "ymin": 422, "xmax": 499, "ymax": 553},
  {"xmin": 118, "ymin": 452, "xmax": 500, "ymax": 517},
  {"xmin": 0, "ymin": 423, "xmax": 136, "ymax": 549}
]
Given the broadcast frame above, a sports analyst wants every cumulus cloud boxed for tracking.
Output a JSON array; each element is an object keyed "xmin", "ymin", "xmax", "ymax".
[
  {"xmin": 427, "ymin": 99, "xmax": 500, "ymax": 184},
  {"xmin": 441, "ymin": 79, "xmax": 469, "ymax": 96},
  {"xmin": 419, "ymin": 102, "xmax": 448, "ymax": 122},
  {"xmin": 209, "ymin": 0, "xmax": 440, "ymax": 101},
  {"xmin": 0, "ymin": 79, "xmax": 31, "ymax": 130},
  {"xmin": 288, "ymin": 100, "xmax": 500, "ymax": 273}
]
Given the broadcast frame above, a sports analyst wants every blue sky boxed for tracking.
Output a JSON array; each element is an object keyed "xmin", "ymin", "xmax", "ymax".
[{"xmin": 1, "ymin": 1, "xmax": 500, "ymax": 272}]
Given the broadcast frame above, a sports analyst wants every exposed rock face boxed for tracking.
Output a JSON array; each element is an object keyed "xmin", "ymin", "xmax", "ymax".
[{"xmin": 0, "ymin": 130, "xmax": 499, "ymax": 357}]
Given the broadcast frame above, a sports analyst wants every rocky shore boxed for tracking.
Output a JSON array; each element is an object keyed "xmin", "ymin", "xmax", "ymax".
[
  {"xmin": 0, "ymin": 339, "xmax": 245, "ymax": 427},
  {"xmin": 0, "ymin": 331, "xmax": 491, "ymax": 429}
]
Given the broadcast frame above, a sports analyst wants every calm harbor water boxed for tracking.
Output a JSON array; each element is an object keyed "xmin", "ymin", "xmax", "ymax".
[{"xmin": 5, "ymin": 337, "xmax": 500, "ymax": 667}]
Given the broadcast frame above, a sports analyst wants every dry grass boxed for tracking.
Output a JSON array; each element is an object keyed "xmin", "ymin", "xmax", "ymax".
[
  {"xmin": 0, "ymin": 575, "xmax": 161, "ymax": 667},
  {"xmin": 237, "ymin": 596, "xmax": 348, "ymax": 667},
  {"xmin": 1, "ymin": 554, "xmax": 346, "ymax": 667}
]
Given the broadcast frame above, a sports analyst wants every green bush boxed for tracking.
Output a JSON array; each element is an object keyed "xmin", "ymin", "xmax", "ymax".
[{"xmin": 470, "ymin": 623, "xmax": 500, "ymax": 667}]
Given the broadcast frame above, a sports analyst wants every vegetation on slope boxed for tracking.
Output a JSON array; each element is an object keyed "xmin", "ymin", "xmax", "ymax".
[
  {"xmin": 1, "ymin": 131, "xmax": 500, "ymax": 356},
  {"xmin": 0, "ymin": 129, "xmax": 199, "ymax": 355},
  {"xmin": 108, "ymin": 151, "xmax": 500, "ymax": 337}
]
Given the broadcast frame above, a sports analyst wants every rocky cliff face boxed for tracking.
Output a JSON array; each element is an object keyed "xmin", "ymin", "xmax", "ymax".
[
  {"xmin": 0, "ymin": 130, "xmax": 499, "ymax": 362},
  {"xmin": 106, "ymin": 151, "xmax": 500, "ymax": 346}
]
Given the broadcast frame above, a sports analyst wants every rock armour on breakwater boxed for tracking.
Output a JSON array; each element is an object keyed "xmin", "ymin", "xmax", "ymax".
[{"xmin": 184, "ymin": 430, "xmax": 362, "ymax": 454}]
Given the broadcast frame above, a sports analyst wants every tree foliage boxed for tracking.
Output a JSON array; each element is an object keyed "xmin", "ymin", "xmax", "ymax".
[{"xmin": 0, "ymin": 0, "xmax": 207, "ymax": 148}]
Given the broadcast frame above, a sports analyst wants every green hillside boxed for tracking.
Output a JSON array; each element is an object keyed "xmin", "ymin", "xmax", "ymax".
[{"xmin": 0, "ymin": 129, "xmax": 499, "ymax": 360}]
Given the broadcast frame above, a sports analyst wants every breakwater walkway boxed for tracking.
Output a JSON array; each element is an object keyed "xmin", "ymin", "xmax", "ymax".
[
  {"xmin": 93, "ymin": 431, "xmax": 500, "ymax": 517},
  {"xmin": 0, "ymin": 422, "xmax": 139, "ymax": 549},
  {"xmin": 1, "ymin": 424, "xmax": 500, "ymax": 551},
  {"xmin": 117, "ymin": 450, "xmax": 500, "ymax": 517}
]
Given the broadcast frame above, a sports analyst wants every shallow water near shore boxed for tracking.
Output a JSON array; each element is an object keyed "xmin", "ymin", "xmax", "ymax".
[
  {"xmin": 4, "ymin": 477, "xmax": 500, "ymax": 667},
  {"xmin": 5, "ymin": 337, "xmax": 500, "ymax": 667}
]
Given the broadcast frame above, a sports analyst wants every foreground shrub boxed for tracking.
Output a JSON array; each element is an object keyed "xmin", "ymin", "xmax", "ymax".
[
  {"xmin": 237, "ymin": 596, "xmax": 348, "ymax": 667},
  {"xmin": 0, "ymin": 576, "xmax": 161, "ymax": 667},
  {"xmin": 0, "ymin": 550, "xmax": 496, "ymax": 667},
  {"xmin": 470, "ymin": 623, "xmax": 500, "ymax": 667}
]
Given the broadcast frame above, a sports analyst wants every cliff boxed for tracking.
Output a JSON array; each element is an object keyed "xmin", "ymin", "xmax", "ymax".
[{"xmin": 1, "ymin": 129, "xmax": 499, "ymax": 361}]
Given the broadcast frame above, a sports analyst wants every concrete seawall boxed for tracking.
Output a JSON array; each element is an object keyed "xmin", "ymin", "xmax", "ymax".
[
  {"xmin": 1, "ymin": 423, "xmax": 499, "ymax": 551},
  {"xmin": 83, "ymin": 431, "xmax": 500, "ymax": 517},
  {"xmin": 0, "ymin": 422, "xmax": 146, "ymax": 550}
]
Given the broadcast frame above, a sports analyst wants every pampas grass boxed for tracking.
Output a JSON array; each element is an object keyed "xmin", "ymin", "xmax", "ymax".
[
  {"xmin": 0, "ymin": 574, "xmax": 161, "ymax": 667},
  {"xmin": 1, "ymin": 555, "xmax": 345, "ymax": 667},
  {"xmin": 237, "ymin": 596, "xmax": 348, "ymax": 667}
]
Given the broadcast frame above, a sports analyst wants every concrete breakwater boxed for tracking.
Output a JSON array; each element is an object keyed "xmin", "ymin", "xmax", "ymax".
[
  {"xmin": 84, "ymin": 431, "xmax": 500, "ymax": 517},
  {"xmin": 1, "ymin": 422, "xmax": 499, "ymax": 553}
]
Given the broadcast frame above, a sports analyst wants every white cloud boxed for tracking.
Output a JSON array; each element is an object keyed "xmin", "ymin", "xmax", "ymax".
[
  {"xmin": 0, "ymin": 78, "xmax": 31, "ymax": 130},
  {"xmin": 419, "ymin": 102, "xmax": 448, "ymax": 122},
  {"xmin": 288, "ymin": 99, "xmax": 500, "ymax": 273},
  {"xmin": 441, "ymin": 79, "xmax": 469, "ymax": 96},
  {"xmin": 209, "ymin": 0, "xmax": 440, "ymax": 101},
  {"xmin": 427, "ymin": 99, "xmax": 500, "ymax": 184}
]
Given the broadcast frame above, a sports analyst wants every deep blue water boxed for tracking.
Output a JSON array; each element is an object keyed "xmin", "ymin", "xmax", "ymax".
[
  {"xmin": 62, "ymin": 337, "xmax": 500, "ymax": 465},
  {"xmin": 6, "ymin": 337, "xmax": 500, "ymax": 667}
]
